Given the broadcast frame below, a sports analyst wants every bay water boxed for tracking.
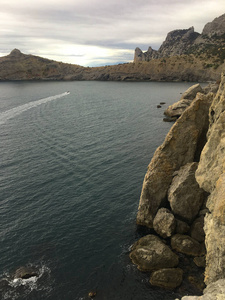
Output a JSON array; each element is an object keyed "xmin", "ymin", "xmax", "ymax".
[{"xmin": 0, "ymin": 81, "xmax": 198, "ymax": 300}]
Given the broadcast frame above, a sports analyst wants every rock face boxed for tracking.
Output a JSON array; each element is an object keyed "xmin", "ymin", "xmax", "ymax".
[
  {"xmin": 168, "ymin": 163, "xmax": 204, "ymax": 222},
  {"xmin": 158, "ymin": 27, "xmax": 199, "ymax": 58},
  {"xmin": 195, "ymin": 73, "xmax": 225, "ymax": 285},
  {"xmin": 202, "ymin": 13, "xmax": 225, "ymax": 37},
  {"xmin": 150, "ymin": 268, "xmax": 183, "ymax": 289},
  {"xmin": 134, "ymin": 14, "xmax": 225, "ymax": 64},
  {"xmin": 129, "ymin": 235, "xmax": 179, "ymax": 272},
  {"xmin": 137, "ymin": 93, "xmax": 212, "ymax": 228},
  {"xmin": 196, "ymin": 73, "xmax": 225, "ymax": 193}
]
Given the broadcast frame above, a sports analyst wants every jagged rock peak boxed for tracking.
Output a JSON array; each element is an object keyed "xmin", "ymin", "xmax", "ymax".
[
  {"xmin": 134, "ymin": 46, "xmax": 158, "ymax": 63},
  {"xmin": 202, "ymin": 13, "xmax": 225, "ymax": 37},
  {"xmin": 9, "ymin": 49, "xmax": 23, "ymax": 57}
]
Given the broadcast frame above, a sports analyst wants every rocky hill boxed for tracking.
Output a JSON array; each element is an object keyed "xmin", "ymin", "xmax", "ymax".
[
  {"xmin": 0, "ymin": 14, "xmax": 225, "ymax": 82},
  {"xmin": 134, "ymin": 14, "xmax": 225, "ymax": 64}
]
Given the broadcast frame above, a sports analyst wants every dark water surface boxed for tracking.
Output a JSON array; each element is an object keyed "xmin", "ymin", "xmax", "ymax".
[{"xmin": 0, "ymin": 81, "xmax": 197, "ymax": 300}]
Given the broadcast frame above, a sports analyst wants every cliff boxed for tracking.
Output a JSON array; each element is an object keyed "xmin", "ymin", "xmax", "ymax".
[{"xmin": 132, "ymin": 73, "xmax": 225, "ymax": 298}]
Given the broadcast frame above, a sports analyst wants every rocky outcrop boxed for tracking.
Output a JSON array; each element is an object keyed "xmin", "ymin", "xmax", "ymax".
[
  {"xmin": 182, "ymin": 84, "xmax": 203, "ymax": 100},
  {"xmin": 158, "ymin": 27, "xmax": 199, "ymax": 58},
  {"xmin": 14, "ymin": 266, "xmax": 38, "ymax": 279},
  {"xmin": 129, "ymin": 235, "xmax": 179, "ymax": 272},
  {"xmin": 202, "ymin": 13, "xmax": 225, "ymax": 37},
  {"xmin": 163, "ymin": 99, "xmax": 193, "ymax": 119},
  {"xmin": 134, "ymin": 14, "xmax": 225, "ymax": 64},
  {"xmin": 136, "ymin": 92, "xmax": 212, "ymax": 228},
  {"xmin": 164, "ymin": 83, "xmax": 220, "ymax": 121},
  {"xmin": 134, "ymin": 47, "xmax": 158, "ymax": 63}
]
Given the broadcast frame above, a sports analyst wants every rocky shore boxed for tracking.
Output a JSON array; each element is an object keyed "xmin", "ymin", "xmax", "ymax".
[{"xmin": 130, "ymin": 73, "xmax": 225, "ymax": 299}]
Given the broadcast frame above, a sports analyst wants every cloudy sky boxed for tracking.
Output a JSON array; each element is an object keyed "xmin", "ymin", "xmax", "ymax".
[{"xmin": 1, "ymin": 0, "xmax": 225, "ymax": 66}]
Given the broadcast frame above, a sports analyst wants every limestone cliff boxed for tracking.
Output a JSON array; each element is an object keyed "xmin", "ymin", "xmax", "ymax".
[
  {"xmin": 195, "ymin": 73, "xmax": 225, "ymax": 286},
  {"xmin": 134, "ymin": 73, "xmax": 225, "ymax": 298},
  {"xmin": 137, "ymin": 92, "xmax": 212, "ymax": 227}
]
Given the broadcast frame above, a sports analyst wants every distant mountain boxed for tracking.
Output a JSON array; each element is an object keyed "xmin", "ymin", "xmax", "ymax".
[
  {"xmin": 1, "ymin": 14, "xmax": 225, "ymax": 82},
  {"xmin": 134, "ymin": 13, "xmax": 225, "ymax": 66}
]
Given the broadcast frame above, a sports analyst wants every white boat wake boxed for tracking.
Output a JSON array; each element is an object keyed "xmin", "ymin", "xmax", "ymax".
[{"xmin": 0, "ymin": 91, "xmax": 70, "ymax": 125}]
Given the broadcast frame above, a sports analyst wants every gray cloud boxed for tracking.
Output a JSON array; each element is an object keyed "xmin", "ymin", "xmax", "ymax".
[{"xmin": 1, "ymin": 0, "xmax": 225, "ymax": 66}]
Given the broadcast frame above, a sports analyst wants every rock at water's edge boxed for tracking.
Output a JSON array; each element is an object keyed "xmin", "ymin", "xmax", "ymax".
[
  {"xmin": 150, "ymin": 268, "xmax": 183, "ymax": 289},
  {"xmin": 153, "ymin": 208, "xmax": 176, "ymax": 238},
  {"xmin": 14, "ymin": 266, "xmax": 38, "ymax": 279},
  {"xmin": 129, "ymin": 235, "xmax": 179, "ymax": 272}
]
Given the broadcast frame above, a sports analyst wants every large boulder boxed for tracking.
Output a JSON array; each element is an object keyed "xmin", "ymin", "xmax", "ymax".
[
  {"xmin": 164, "ymin": 99, "xmax": 192, "ymax": 118},
  {"xmin": 137, "ymin": 93, "xmax": 212, "ymax": 228},
  {"xmin": 164, "ymin": 84, "xmax": 203, "ymax": 118},
  {"xmin": 153, "ymin": 208, "xmax": 176, "ymax": 238},
  {"xmin": 168, "ymin": 163, "xmax": 205, "ymax": 222},
  {"xmin": 150, "ymin": 268, "xmax": 183, "ymax": 289},
  {"xmin": 171, "ymin": 234, "xmax": 202, "ymax": 256},
  {"xmin": 129, "ymin": 235, "xmax": 179, "ymax": 272}
]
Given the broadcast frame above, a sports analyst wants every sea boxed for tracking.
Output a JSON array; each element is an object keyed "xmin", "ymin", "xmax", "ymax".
[{"xmin": 0, "ymin": 81, "xmax": 200, "ymax": 300}]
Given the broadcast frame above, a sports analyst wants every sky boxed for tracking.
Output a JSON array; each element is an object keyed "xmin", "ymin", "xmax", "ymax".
[{"xmin": 1, "ymin": 0, "xmax": 225, "ymax": 67}]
